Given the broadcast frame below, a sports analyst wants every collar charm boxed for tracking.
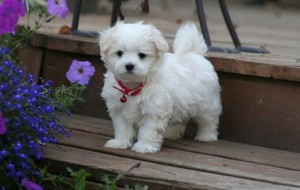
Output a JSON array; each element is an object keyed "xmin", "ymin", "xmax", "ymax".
[{"xmin": 113, "ymin": 79, "xmax": 146, "ymax": 103}]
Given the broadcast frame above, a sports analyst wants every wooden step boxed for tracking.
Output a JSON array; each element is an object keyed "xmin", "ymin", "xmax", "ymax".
[
  {"xmin": 40, "ymin": 114, "xmax": 300, "ymax": 190},
  {"xmin": 22, "ymin": 32, "xmax": 300, "ymax": 152}
]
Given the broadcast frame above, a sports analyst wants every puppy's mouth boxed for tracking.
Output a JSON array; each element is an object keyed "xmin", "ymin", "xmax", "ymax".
[
  {"xmin": 119, "ymin": 71, "xmax": 136, "ymax": 76},
  {"xmin": 126, "ymin": 70, "xmax": 134, "ymax": 74},
  {"xmin": 116, "ymin": 72, "xmax": 145, "ymax": 83}
]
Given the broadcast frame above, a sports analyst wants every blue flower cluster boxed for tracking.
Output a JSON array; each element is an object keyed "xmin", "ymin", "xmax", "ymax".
[{"xmin": 0, "ymin": 47, "xmax": 70, "ymax": 188}]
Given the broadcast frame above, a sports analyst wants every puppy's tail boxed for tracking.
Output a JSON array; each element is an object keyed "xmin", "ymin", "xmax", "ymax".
[{"xmin": 173, "ymin": 22, "xmax": 207, "ymax": 56}]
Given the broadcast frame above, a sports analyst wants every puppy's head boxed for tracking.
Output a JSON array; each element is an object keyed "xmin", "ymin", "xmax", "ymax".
[{"xmin": 99, "ymin": 21, "xmax": 169, "ymax": 82}]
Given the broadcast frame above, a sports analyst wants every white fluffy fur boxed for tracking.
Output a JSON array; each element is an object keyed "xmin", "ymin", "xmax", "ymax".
[{"xmin": 99, "ymin": 21, "xmax": 222, "ymax": 153}]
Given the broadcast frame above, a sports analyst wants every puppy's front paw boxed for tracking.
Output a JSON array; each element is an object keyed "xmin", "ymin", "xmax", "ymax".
[
  {"xmin": 194, "ymin": 133, "xmax": 218, "ymax": 142},
  {"xmin": 131, "ymin": 142, "xmax": 160, "ymax": 153},
  {"xmin": 104, "ymin": 139, "xmax": 131, "ymax": 149}
]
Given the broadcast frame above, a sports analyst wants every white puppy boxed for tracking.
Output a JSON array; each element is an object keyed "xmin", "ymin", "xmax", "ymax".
[{"xmin": 99, "ymin": 21, "xmax": 222, "ymax": 153}]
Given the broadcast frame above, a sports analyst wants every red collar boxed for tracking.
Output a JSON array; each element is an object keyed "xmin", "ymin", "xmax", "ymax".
[{"xmin": 113, "ymin": 79, "xmax": 146, "ymax": 103}]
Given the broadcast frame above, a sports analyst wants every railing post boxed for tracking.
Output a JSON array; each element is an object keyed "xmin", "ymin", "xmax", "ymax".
[{"xmin": 71, "ymin": 0, "xmax": 83, "ymax": 32}]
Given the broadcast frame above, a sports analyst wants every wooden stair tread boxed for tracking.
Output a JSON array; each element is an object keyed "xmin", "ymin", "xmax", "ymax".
[
  {"xmin": 44, "ymin": 144, "xmax": 299, "ymax": 190},
  {"xmin": 42, "ymin": 114, "xmax": 300, "ymax": 190},
  {"xmin": 61, "ymin": 114, "xmax": 300, "ymax": 171}
]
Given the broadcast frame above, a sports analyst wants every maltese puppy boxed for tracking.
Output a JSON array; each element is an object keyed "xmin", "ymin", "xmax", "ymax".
[{"xmin": 99, "ymin": 21, "xmax": 222, "ymax": 153}]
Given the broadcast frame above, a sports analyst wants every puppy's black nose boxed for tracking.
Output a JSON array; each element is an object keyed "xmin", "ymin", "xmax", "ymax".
[{"xmin": 125, "ymin": 63, "xmax": 135, "ymax": 71}]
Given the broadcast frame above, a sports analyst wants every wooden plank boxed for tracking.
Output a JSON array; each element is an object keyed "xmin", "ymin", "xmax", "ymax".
[
  {"xmin": 31, "ymin": 32, "xmax": 300, "ymax": 82},
  {"xmin": 61, "ymin": 115, "xmax": 113, "ymax": 134},
  {"xmin": 29, "ymin": 33, "xmax": 99, "ymax": 56},
  {"xmin": 16, "ymin": 43, "xmax": 44, "ymax": 79},
  {"xmin": 61, "ymin": 114, "xmax": 300, "ymax": 171},
  {"xmin": 58, "ymin": 129, "xmax": 300, "ymax": 188},
  {"xmin": 43, "ymin": 144, "xmax": 300, "ymax": 190},
  {"xmin": 208, "ymin": 51, "xmax": 299, "ymax": 67},
  {"xmin": 207, "ymin": 53, "xmax": 300, "ymax": 82},
  {"xmin": 205, "ymin": 26, "xmax": 300, "ymax": 49},
  {"xmin": 218, "ymin": 74, "xmax": 300, "ymax": 152}
]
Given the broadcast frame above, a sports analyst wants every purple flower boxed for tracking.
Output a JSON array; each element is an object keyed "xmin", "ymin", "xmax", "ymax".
[
  {"xmin": 21, "ymin": 178, "xmax": 43, "ymax": 190},
  {"xmin": 46, "ymin": 0, "xmax": 69, "ymax": 19},
  {"xmin": 0, "ymin": 112, "xmax": 7, "ymax": 135},
  {"xmin": 66, "ymin": 60, "xmax": 95, "ymax": 85},
  {"xmin": 0, "ymin": 0, "xmax": 26, "ymax": 35}
]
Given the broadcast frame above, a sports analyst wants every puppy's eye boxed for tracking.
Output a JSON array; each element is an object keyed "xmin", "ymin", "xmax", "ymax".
[
  {"xmin": 117, "ymin": 51, "xmax": 124, "ymax": 57},
  {"xmin": 138, "ymin": 53, "xmax": 146, "ymax": 59}
]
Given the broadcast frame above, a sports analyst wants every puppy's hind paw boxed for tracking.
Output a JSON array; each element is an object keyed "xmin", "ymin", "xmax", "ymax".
[
  {"xmin": 131, "ymin": 142, "xmax": 160, "ymax": 153},
  {"xmin": 104, "ymin": 139, "xmax": 131, "ymax": 149}
]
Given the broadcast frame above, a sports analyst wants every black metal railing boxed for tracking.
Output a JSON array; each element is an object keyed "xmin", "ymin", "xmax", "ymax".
[{"xmin": 71, "ymin": 0, "xmax": 269, "ymax": 53}]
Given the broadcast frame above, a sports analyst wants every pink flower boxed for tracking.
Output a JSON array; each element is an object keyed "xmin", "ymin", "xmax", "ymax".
[
  {"xmin": 66, "ymin": 60, "xmax": 95, "ymax": 85},
  {"xmin": 46, "ymin": 0, "xmax": 69, "ymax": 19},
  {"xmin": 21, "ymin": 178, "xmax": 43, "ymax": 190},
  {"xmin": 0, "ymin": 112, "xmax": 7, "ymax": 135},
  {"xmin": 0, "ymin": 0, "xmax": 26, "ymax": 35}
]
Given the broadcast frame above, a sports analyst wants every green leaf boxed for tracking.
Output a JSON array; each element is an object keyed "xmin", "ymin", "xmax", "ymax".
[
  {"xmin": 66, "ymin": 167, "xmax": 74, "ymax": 174},
  {"xmin": 66, "ymin": 167, "xmax": 92, "ymax": 190},
  {"xmin": 40, "ymin": 165, "xmax": 49, "ymax": 178}
]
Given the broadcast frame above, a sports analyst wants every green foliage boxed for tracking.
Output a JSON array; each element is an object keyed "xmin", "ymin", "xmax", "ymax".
[
  {"xmin": 125, "ymin": 183, "xmax": 145, "ymax": 190},
  {"xmin": 99, "ymin": 162, "xmax": 145, "ymax": 190},
  {"xmin": 100, "ymin": 173, "xmax": 145, "ymax": 190},
  {"xmin": 101, "ymin": 174, "xmax": 118, "ymax": 190},
  {"xmin": 50, "ymin": 84, "xmax": 86, "ymax": 112},
  {"xmin": 66, "ymin": 167, "xmax": 92, "ymax": 190},
  {"xmin": 38, "ymin": 166, "xmax": 92, "ymax": 190},
  {"xmin": 37, "ymin": 162, "xmax": 145, "ymax": 190},
  {"xmin": 39, "ymin": 165, "xmax": 73, "ymax": 190}
]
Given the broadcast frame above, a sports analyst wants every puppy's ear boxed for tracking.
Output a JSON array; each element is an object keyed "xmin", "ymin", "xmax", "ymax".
[
  {"xmin": 99, "ymin": 21, "xmax": 125, "ymax": 59},
  {"xmin": 99, "ymin": 28, "xmax": 113, "ymax": 58},
  {"xmin": 151, "ymin": 26, "xmax": 169, "ymax": 54}
]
